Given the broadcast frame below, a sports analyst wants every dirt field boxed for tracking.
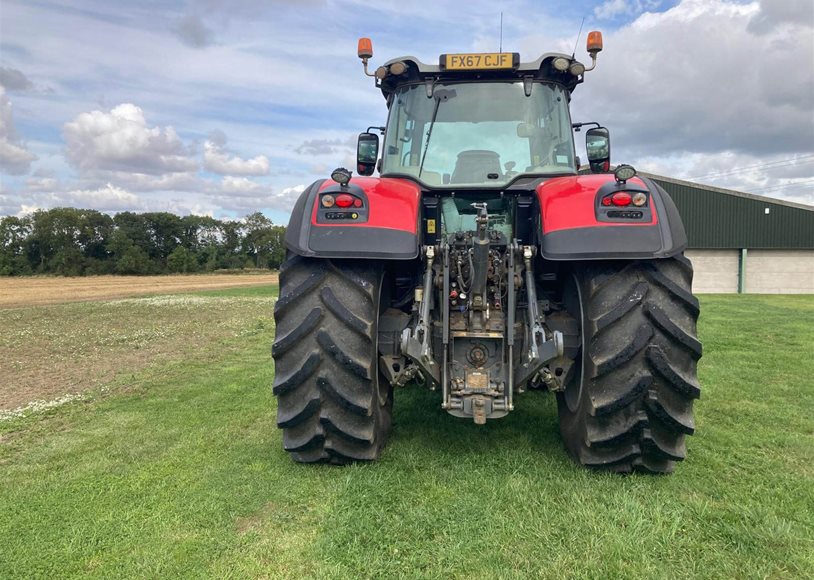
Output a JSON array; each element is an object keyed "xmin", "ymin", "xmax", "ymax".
[
  {"xmin": 1, "ymin": 274, "xmax": 280, "ymax": 411},
  {"xmin": 0, "ymin": 273, "xmax": 279, "ymax": 308}
]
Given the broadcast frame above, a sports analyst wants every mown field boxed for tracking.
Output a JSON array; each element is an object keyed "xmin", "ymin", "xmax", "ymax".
[
  {"xmin": 0, "ymin": 272, "xmax": 279, "ymax": 308},
  {"xmin": 1, "ymin": 286, "xmax": 812, "ymax": 578}
]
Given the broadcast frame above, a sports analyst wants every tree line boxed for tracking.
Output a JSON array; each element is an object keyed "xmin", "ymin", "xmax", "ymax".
[{"xmin": 0, "ymin": 208, "xmax": 287, "ymax": 276}]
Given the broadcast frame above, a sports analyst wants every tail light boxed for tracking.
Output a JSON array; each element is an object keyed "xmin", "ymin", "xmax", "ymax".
[
  {"xmin": 335, "ymin": 194, "xmax": 354, "ymax": 208},
  {"xmin": 611, "ymin": 192, "xmax": 631, "ymax": 206},
  {"xmin": 600, "ymin": 191, "xmax": 648, "ymax": 207},
  {"xmin": 332, "ymin": 193, "xmax": 364, "ymax": 208}
]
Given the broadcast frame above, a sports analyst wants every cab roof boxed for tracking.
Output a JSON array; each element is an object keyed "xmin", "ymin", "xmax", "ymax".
[{"xmin": 375, "ymin": 52, "xmax": 585, "ymax": 101}]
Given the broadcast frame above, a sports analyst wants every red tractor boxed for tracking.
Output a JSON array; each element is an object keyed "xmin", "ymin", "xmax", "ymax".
[{"xmin": 273, "ymin": 33, "xmax": 701, "ymax": 473}]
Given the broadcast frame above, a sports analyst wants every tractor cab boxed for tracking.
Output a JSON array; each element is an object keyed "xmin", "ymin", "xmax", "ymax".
[{"xmin": 355, "ymin": 35, "xmax": 609, "ymax": 188}]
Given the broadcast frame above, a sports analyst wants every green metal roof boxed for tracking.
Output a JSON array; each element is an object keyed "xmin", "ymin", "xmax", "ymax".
[{"xmin": 643, "ymin": 174, "xmax": 814, "ymax": 250}]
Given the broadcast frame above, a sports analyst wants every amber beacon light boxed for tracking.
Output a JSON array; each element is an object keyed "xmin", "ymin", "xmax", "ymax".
[
  {"xmin": 358, "ymin": 37, "xmax": 373, "ymax": 59},
  {"xmin": 587, "ymin": 31, "xmax": 603, "ymax": 54},
  {"xmin": 584, "ymin": 31, "xmax": 603, "ymax": 72},
  {"xmin": 358, "ymin": 37, "xmax": 378, "ymax": 78}
]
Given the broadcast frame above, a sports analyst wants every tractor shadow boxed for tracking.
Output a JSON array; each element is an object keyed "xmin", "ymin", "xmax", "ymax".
[{"xmin": 388, "ymin": 386, "xmax": 569, "ymax": 465}]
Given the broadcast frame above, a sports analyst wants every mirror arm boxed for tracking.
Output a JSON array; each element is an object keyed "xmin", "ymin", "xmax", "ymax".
[{"xmin": 572, "ymin": 121, "xmax": 601, "ymax": 132}]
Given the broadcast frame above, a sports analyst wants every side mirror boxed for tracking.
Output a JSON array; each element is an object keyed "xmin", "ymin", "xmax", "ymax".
[
  {"xmin": 357, "ymin": 132, "xmax": 379, "ymax": 176},
  {"xmin": 585, "ymin": 127, "xmax": 610, "ymax": 173}
]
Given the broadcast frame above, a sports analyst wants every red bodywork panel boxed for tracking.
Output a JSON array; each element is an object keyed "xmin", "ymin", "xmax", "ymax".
[
  {"xmin": 536, "ymin": 175, "xmax": 657, "ymax": 234},
  {"xmin": 309, "ymin": 175, "xmax": 656, "ymax": 236},
  {"xmin": 312, "ymin": 177, "xmax": 421, "ymax": 232}
]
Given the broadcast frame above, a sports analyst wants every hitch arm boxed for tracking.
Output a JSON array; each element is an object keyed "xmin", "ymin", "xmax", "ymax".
[
  {"xmin": 515, "ymin": 246, "xmax": 563, "ymax": 387},
  {"xmin": 401, "ymin": 245, "xmax": 440, "ymax": 385}
]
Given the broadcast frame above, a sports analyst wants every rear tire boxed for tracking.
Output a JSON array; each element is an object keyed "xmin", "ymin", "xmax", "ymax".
[
  {"xmin": 557, "ymin": 255, "xmax": 702, "ymax": 474},
  {"xmin": 272, "ymin": 254, "xmax": 393, "ymax": 464}
]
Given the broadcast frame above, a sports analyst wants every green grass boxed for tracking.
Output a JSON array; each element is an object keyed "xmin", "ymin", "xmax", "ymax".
[
  {"xmin": 1, "ymin": 293, "xmax": 813, "ymax": 578},
  {"xmin": 190, "ymin": 284, "xmax": 280, "ymax": 298}
]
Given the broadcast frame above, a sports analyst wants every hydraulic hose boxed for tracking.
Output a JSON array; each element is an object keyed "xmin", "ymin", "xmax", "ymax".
[{"xmin": 470, "ymin": 204, "xmax": 490, "ymax": 309}]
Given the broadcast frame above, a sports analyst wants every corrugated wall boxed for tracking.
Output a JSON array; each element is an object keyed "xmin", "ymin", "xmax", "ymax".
[{"xmin": 652, "ymin": 179, "xmax": 814, "ymax": 249}]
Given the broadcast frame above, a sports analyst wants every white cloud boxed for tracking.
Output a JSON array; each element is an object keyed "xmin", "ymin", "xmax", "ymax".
[
  {"xmin": 637, "ymin": 151, "xmax": 814, "ymax": 206},
  {"xmin": 203, "ymin": 138, "xmax": 270, "ymax": 176},
  {"xmin": 102, "ymin": 171, "xmax": 204, "ymax": 192},
  {"xmin": 0, "ymin": 87, "xmax": 37, "ymax": 175},
  {"xmin": 573, "ymin": 0, "xmax": 814, "ymax": 192},
  {"xmin": 196, "ymin": 178, "xmax": 305, "ymax": 214},
  {"xmin": 748, "ymin": 0, "xmax": 814, "ymax": 34},
  {"xmin": 0, "ymin": 194, "xmax": 19, "ymax": 216},
  {"xmin": 295, "ymin": 136, "xmax": 355, "ymax": 156},
  {"xmin": 62, "ymin": 183, "xmax": 144, "ymax": 212},
  {"xmin": 212, "ymin": 181, "xmax": 304, "ymax": 213},
  {"xmin": 269, "ymin": 184, "xmax": 305, "ymax": 211},
  {"xmin": 219, "ymin": 175, "xmax": 265, "ymax": 195},
  {"xmin": 63, "ymin": 103, "xmax": 198, "ymax": 175},
  {"xmin": 24, "ymin": 176, "xmax": 59, "ymax": 192},
  {"xmin": 18, "ymin": 204, "xmax": 41, "ymax": 217},
  {"xmin": 0, "ymin": 140, "xmax": 37, "ymax": 176}
]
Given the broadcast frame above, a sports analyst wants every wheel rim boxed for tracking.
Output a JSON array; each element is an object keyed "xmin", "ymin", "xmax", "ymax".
[{"xmin": 563, "ymin": 271, "xmax": 585, "ymax": 413}]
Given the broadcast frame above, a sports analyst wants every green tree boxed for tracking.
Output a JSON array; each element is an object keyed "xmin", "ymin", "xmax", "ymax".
[
  {"xmin": 0, "ymin": 215, "xmax": 33, "ymax": 275},
  {"xmin": 114, "ymin": 244, "xmax": 153, "ymax": 275},
  {"xmin": 219, "ymin": 220, "xmax": 245, "ymax": 269},
  {"xmin": 1, "ymin": 207, "xmax": 288, "ymax": 276},
  {"xmin": 167, "ymin": 246, "xmax": 198, "ymax": 273},
  {"xmin": 142, "ymin": 212, "xmax": 183, "ymax": 270},
  {"xmin": 107, "ymin": 228, "xmax": 154, "ymax": 275},
  {"xmin": 242, "ymin": 212, "xmax": 282, "ymax": 269},
  {"xmin": 24, "ymin": 208, "xmax": 114, "ymax": 275}
]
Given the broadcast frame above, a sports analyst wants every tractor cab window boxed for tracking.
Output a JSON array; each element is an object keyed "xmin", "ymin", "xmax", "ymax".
[
  {"xmin": 381, "ymin": 81, "xmax": 576, "ymax": 187},
  {"xmin": 440, "ymin": 195, "xmax": 513, "ymax": 239}
]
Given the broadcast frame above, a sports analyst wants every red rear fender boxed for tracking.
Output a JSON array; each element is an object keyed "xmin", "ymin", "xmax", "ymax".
[
  {"xmin": 284, "ymin": 177, "xmax": 421, "ymax": 260},
  {"xmin": 536, "ymin": 174, "xmax": 688, "ymax": 261},
  {"xmin": 536, "ymin": 174, "xmax": 656, "ymax": 234},
  {"xmin": 312, "ymin": 177, "xmax": 421, "ymax": 232}
]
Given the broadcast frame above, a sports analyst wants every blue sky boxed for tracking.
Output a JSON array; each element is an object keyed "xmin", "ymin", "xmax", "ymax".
[{"xmin": 0, "ymin": 0, "xmax": 812, "ymax": 222}]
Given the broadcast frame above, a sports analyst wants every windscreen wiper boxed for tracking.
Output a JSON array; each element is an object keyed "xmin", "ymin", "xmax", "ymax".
[{"xmin": 418, "ymin": 88, "xmax": 456, "ymax": 179}]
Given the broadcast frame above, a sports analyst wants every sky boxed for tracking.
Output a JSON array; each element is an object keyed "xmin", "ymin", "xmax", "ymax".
[{"xmin": 0, "ymin": 0, "xmax": 812, "ymax": 223}]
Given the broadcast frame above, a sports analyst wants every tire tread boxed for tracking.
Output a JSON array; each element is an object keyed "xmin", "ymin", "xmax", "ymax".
[
  {"xmin": 558, "ymin": 255, "xmax": 701, "ymax": 474},
  {"xmin": 272, "ymin": 254, "xmax": 392, "ymax": 464}
]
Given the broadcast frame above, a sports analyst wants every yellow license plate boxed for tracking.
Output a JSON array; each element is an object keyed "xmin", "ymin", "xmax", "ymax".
[{"xmin": 442, "ymin": 52, "xmax": 517, "ymax": 70}]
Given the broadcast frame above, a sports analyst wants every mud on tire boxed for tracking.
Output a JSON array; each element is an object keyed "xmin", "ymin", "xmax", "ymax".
[
  {"xmin": 272, "ymin": 254, "xmax": 393, "ymax": 464},
  {"xmin": 557, "ymin": 255, "xmax": 701, "ymax": 474}
]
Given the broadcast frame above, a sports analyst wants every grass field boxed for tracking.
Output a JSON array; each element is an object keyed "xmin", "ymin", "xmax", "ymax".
[{"xmin": 1, "ymin": 287, "xmax": 812, "ymax": 578}]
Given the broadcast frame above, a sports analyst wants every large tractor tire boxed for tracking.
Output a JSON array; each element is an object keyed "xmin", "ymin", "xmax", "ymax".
[
  {"xmin": 272, "ymin": 254, "xmax": 392, "ymax": 464},
  {"xmin": 557, "ymin": 255, "xmax": 701, "ymax": 474}
]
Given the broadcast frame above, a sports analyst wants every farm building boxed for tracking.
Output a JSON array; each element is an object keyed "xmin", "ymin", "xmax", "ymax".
[{"xmin": 644, "ymin": 173, "xmax": 814, "ymax": 294}]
